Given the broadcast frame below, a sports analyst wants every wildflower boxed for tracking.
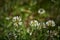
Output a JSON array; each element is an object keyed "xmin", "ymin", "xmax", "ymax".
[
  {"xmin": 12, "ymin": 16, "xmax": 21, "ymax": 22},
  {"xmin": 46, "ymin": 20, "xmax": 55, "ymax": 27},
  {"xmin": 38, "ymin": 8, "xmax": 45, "ymax": 14},
  {"xmin": 12, "ymin": 16, "xmax": 22, "ymax": 27},
  {"xmin": 29, "ymin": 20, "xmax": 39, "ymax": 27}
]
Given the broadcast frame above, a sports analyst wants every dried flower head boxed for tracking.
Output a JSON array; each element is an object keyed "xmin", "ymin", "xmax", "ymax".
[{"xmin": 38, "ymin": 8, "xmax": 45, "ymax": 14}]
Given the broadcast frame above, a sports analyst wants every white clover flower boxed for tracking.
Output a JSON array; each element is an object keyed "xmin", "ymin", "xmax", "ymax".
[
  {"xmin": 12, "ymin": 16, "xmax": 22, "ymax": 27},
  {"xmin": 12, "ymin": 16, "xmax": 21, "ymax": 22},
  {"xmin": 46, "ymin": 20, "xmax": 55, "ymax": 27},
  {"xmin": 12, "ymin": 16, "xmax": 18, "ymax": 22},
  {"xmin": 38, "ymin": 8, "xmax": 45, "ymax": 14},
  {"xmin": 29, "ymin": 20, "xmax": 39, "ymax": 27}
]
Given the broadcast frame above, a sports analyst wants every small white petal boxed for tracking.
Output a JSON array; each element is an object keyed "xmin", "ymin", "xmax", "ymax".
[
  {"xmin": 6, "ymin": 17, "xmax": 10, "ymax": 20},
  {"xmin": 16, "ymin": 16, "xmax": 19, "ymax": 20},
  {"xmin": 13, "ymin": 17, "xmax": 17, "ymax": 20},
  {"xmin": 14, "ymin": 23, "xmax": 18, "ymax": 27},
  {"xmin": 19, "ymin": 18, "xmax": 22, "ymax": 21},
  {"xmin": 12, "ymin": 17, "xmax": 17, "ymax": 22},
  {"xmin": 18, "ymin": 22, "xmax": 22, "ymax": 25}
]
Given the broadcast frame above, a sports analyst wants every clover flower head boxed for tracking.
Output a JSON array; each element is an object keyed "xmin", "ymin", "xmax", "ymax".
[
  {"xmin": 12, "ymin": 16, "xmax": 22, "ymax": 27},
  {"xmin": 29, "ymin": 20, "xmax": 39, "ymax": 27},
  {"xmin": 46, "ymin": 20, "xmax": 55, "ymax": 27},
  {"xmin": 12, "ymin": 16, "xmax": 21, "ymax": 22},
  {"xmin": 38, "ymin": 8, "xmax": 45, "ymax": 14}
]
